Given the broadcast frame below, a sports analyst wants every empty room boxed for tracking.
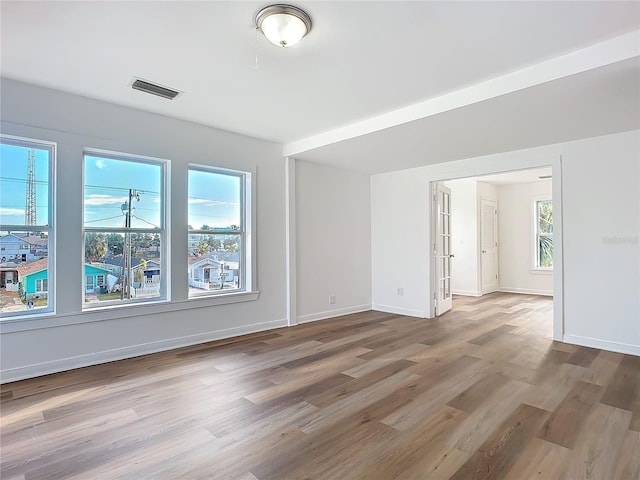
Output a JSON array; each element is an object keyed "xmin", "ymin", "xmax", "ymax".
[{"xmin": 1, "ymin": 2, "xmax": 639, "ymax": 479}]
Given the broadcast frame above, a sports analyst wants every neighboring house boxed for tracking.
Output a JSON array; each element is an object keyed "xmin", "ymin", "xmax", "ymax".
[
  {"xmin": 16, "ymin": 259, "xmax": 113, "ymax": 298},
  {"xmin": 15, "ymin": 258, "xmax": 49, "ymax": 299},
  {"xmin": 0, "ymin": 233, "xmax": 48, "ymax": 263},
  {"xmin": 188, "ymin": 252, "xmax": 239, "ymax": 290},
  {"xmin": 0, "ymin": 261, "xmax": 20, "ymax": 290},
  {"xmin": 83, "ymin": 264, "xmax": 114, "ymax": 294},
  {"xmin": 94, "ymin": 255, "xmax": 161, "ymax": 284}
]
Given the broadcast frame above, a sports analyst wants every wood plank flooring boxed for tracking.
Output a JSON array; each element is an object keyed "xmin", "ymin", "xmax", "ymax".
[{"xmin": 1, "ymin": 293, "xmax": 639, "ymax": 479}]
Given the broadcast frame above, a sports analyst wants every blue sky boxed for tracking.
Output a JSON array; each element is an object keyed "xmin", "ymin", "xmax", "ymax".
[
  {"xmin": 84, "ymin": 155, "xmax": 163, "ymax": 228},
  {"xmin": 0, "ymin": 144, "xmax": 50, "ymax": 226},
  {"xmin": 188, "ymin": 169, "xmax": 240, "ymax": 230},
  {"xmin": 1, "ymin": 147, "xmax": 241, "ymax": 230},
  {"xmin": 84, "ymin": 155, "xmax": 240, "ymax": 230}
]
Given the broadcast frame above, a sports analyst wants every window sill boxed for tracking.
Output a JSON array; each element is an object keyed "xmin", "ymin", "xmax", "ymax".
[
  {"xmin": 0, "ymin": 290, "xmax": 260, "ymax": 334},
  {"xmin": 529, "ymin": 268, "xmax": 553, "ymax": 275}
]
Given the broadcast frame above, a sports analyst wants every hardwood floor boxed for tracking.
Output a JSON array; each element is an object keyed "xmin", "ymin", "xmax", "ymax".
[{"xmin": 1, "ymin": 293, "xmax": 639, "ymax": 479}]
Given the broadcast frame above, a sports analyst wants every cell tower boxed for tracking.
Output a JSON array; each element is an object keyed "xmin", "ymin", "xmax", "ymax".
[{"xmin": 25, "ymin": 149, "xmax": 37, "ymax": 225}]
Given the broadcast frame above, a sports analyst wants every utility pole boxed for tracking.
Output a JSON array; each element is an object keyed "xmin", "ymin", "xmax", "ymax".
[{"xmin": 121, "ymin": 189, "xmax": 140, "ymax": 300}]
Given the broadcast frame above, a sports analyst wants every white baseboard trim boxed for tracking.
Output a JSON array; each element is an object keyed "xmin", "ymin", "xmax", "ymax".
[
  {"xmin": 452, "ymin": 289, "xmax": 482, "ymax": 297},
  {"xmin": 498, "ymin": 287, "xmax": 553, "ymax": 297},
  {"xmin": 562, "ymin": 334, "xmax": 640, "ymax": 356},
  {"xmin": 297, "ymin": 304, "xmax": 371, "ymax": 324},
  {"xmin": 371, "ymin": 303, "xmax": 426, "ymax": 318},
  {"xmin": 0, "ymin": 318, "xmax": 288, "ymax": 384}
]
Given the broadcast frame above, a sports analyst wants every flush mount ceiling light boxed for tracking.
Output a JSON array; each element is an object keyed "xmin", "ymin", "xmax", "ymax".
[{"xmin": 255, "ymin": 4, "xmax": 312, "ymax": 48}]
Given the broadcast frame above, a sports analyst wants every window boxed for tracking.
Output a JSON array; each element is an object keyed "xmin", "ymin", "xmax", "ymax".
[
  {"xmin": 83, "ymin": 151, "xmax": 166, "ymax": 307},
  {"xmin": 1, "ymin": 135, "xmax": 55, "ymax": 316},
  {"xmin": 535, "ymin": 199, "xmax": 553, "ymax": 269},
  {"xmin": 36, "ymin": 278, "xmax": 48, "ymax": 293},
  {"xmin": 188, "ymin": 166, "xmax": 250, "ymax": 297}
]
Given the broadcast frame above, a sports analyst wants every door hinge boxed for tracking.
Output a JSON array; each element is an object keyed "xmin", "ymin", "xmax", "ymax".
[{"xmin": 496, "ymin": 274, "xmax": 498, "ymax": 279}]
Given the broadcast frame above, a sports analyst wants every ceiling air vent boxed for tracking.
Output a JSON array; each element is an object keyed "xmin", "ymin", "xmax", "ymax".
[{"xmin": 131, "ymin": 78, "xmax": 181, "ymax": 100}]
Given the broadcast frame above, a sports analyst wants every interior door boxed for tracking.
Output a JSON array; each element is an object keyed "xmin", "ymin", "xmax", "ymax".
[
  {"xmin": 481, "ymin": 198, "xmax": 498, "ymax": 294},
  {"xmin": 435, "ymin": 183, "xmax": 453, "ymax": 315}
]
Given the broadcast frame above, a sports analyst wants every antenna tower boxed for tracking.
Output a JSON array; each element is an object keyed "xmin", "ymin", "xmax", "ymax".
[{"xmin": 25, "ymin": 149, "xmax": 37, "ymax": 225}]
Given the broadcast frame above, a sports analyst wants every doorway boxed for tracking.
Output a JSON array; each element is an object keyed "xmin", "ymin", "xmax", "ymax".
[{"xmin": 431, "ymin": 166, "xmax": 558, "ymax": 338}]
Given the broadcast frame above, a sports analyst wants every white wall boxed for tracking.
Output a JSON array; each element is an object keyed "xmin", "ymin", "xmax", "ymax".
[
  {"xmin": 371, "ymin": 170, "xmax": 429, "ymax": 317},
  {"xmin": 295, "ymin": 160, "xmax": 371, "ymax": 323},
  {"xmin": 447, "ymin": 178, "xmax": 480, "ymax": 296},
  {"xmin": 371, "ymin": 130, "xmax": 640, "ymax": 355},
  {"xmin": 498, "ymin": 180, "xmax": 554, "ymax": 295},
  {"xmin": 0, "ymin": 79, "xmax": 288, "ymax": 381}
]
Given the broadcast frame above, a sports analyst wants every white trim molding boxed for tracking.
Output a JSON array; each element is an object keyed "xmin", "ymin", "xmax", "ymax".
[
  {"xmin": 371, "ymin": 304, "xmax": 426, "ymax": 318},
  {"xmin": 498, "ymin": 287, "xmax": 553, "ymax": 297},
  {"xmin": 452, "ymin": 289, "xmax": 483, "ymax": 297},
  {"xmin": 297, "ymin": 305, "xmax": 372, "ymax": 324},
  {"xmin": 0, "ymin": 317, "xmax": 287, "ymax": 384},
  {"xmin": 563, "ymin": 334, "xmax": 640, "ymax": 357}
]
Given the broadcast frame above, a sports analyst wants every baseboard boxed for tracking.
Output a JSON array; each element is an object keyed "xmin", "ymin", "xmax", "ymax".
[
  {"xmin": 562, "ymin": 334, "xmax": 640, "ymax": 356},
  {"xmin": 297, "ymin": 304, "xmax": 371, "ymax": 324},
  {"xmin": 498, "ymin": 287, "xmax": 553, "ymax": 297},
  {"xmin": 452, "ymin": 289, "xmax": 482, "ymax": 297},
  {"xmin": 0, "ymin": 318, "xmax": 288, "ymax": 384},
  {"xmin": 371, "ymin": 303, "xmax": 426, "ymax": 318}
]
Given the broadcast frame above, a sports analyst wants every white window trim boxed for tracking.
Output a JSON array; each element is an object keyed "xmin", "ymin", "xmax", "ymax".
[
  {"xmin": 187, "ymin": 164, "xmax": 256, "ymax": 298},
  {"xmin": 82, "ymin": 148, "xmax": 169, "ymax": 310},
  {"xmin": 531, "ymin": 194, "xmax": 553, "ymax": 272},
  {"xmin": 0, "ymin": 134, "xmax": 56, "ymax": 319}
]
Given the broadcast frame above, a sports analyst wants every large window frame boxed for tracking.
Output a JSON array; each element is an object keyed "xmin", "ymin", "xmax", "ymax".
[
  {"xmin": 0, "ymin": 135, "xmax": 56, "ymax": 319},
  {"xmin": 188, "ymin": 165, "xmax": 252, "ymax": 298},
  {"xmin": 82, "ymin": 149, "xmax": 168, "ymax": 309},
  {"xmin": 533, "ymin": 196, "xmax": 553, "ymax": 271}
]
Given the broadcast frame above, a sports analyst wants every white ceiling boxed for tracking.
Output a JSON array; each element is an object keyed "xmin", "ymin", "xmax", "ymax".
[{"xmin": 1, "ymin": 1, "xmax": 639, "ymax": 174}]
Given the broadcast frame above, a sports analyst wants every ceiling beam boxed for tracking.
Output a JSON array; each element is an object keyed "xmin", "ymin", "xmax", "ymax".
[{"xmin": 284, "ymin": 30, "xmax": 640, "ymax": 157}]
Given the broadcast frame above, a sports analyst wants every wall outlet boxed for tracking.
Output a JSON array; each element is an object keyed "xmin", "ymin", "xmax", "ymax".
[
  {"xmin": 397, "ymin": 288, "xmax": 404, "ymax": 296},
  {"xmin": 329, "ymin": 295, "xmax": 336, "ymax": 305}
]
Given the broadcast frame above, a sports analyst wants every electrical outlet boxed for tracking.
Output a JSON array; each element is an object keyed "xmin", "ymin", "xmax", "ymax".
[
  {"xmin": 397, "ymin": 288, "xmax": 404, "ymax": 296},
  {"xmin": 329, "ymin": 295, "xmax": 336, "ymax": 305}
]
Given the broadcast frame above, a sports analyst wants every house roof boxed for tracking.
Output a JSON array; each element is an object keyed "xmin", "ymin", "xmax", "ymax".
[
  {"xmin": 21, "ymin": 235, "xmax": 49, "ymax": 247},
  {"xmin": 188, "ymin": 252, "xmax": 240, "ymax": 266},
  {"xmin": 100, "ymin": 256, "xmax": 160, "ymax": 270},
  {"xmin": 16, "ymin": 258, "xmax": 48, "ymax": 277},
  {"xmin": 1, "ymin": 2, "xmax": 638, "ymax": 174}
]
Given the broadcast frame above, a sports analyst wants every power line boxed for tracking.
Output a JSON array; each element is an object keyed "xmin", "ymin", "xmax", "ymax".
[
  {"xmin": 84, "ymin": 215, "xmax": 124, "ymax": 224},
  {"xmin": 132, "ymin": 215, "xmax": 159, "ymax": 228}
]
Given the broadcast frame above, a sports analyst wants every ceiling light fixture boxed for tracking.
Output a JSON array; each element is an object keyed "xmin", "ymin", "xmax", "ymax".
[{"xmin": 255, "ymin": 4, "xmax": 312, "ymax": 48}]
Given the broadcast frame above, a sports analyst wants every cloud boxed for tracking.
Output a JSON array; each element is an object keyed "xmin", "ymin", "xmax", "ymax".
[
  {"xmin": 84, "ymin": 194, "xmax": 128, "ymax": 206},
  {"xmin": 95, "ymin": 159, "xmax": 106, "ymax": 169},
  {"xmin": 0, "ymin": 207, "xmax": 25, "ymax": 216},
  {"xmin": 188, "ymin": 198, "xmax": 238, "ymax": 207}
]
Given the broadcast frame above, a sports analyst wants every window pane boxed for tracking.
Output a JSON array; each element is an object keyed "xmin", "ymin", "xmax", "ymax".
[
  {"xmin": 188, "ymin": 169, "xmax": 241, "ymax": 231},
  {"xmin": 0, "ymin": 229, "xmax": 50, "ymax": 313},
  {"xmin": 83, "ymin": 232, "xmax": 162, "ymax": 305},
  {"xmin": 538, "ymin": 201, "xmax": 553, "ymax": 234},
  {"xmin": 539, "ymin": 234, "xmax": 553, "ymax": 268},
  {"xmin": 0, "ymin": 143, "xmax": 50, "ymax": 226},
  {"xmin": 84, "ymin": 155, "xmax": 162, "ymax": 229},
  {"xmin": 188, "ymin": 233, "xmax": 241, "ymax": 295},
  {"xmin": 536, "ymin": 200, "xmax": 553, "ymax": 268}
]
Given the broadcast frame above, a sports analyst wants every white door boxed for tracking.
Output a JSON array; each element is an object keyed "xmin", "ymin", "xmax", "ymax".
[
  {"xmin": 435, "ymin": 183, "xmax": 453, "ymax": 315},
  {"xmin": 481, "ymin": 198, "xmax": 498, "ymax": 294}
]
